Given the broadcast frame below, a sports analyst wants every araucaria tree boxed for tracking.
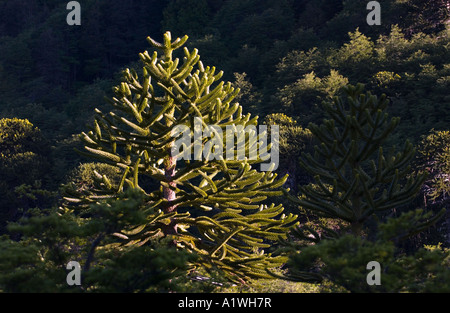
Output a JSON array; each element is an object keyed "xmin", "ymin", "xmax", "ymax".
[
  {"xmin": 287, "ymin": 84, "xmax": 431, "ymax": 236},
  {"xmin": 64, "ymin": 32, "xmax": 297, "ymax": 281},
  {"xmin": 281, "ymin": 84, "xmax": 448, "ymax": 291}
]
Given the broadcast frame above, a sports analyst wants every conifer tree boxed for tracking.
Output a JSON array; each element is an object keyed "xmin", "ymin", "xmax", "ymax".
[
  {"xmin": 280, "ymin": 84, "xmax": 447, "ymax": 288},
  {"xmin": 64, "ymin": 32, "xmax": 297, "ymax": 281},
  {"xmin": 285, "ymin": 84, "xmax": 441, "ymax": 236}
]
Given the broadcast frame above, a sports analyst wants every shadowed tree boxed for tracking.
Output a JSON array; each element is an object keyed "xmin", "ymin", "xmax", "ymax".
[{"xmin": 284, "ymin": 84, "xmax": 443, "ymax": 236}]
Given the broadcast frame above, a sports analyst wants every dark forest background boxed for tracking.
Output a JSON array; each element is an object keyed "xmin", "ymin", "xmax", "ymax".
[{"xmin": 0, "ymin": 0, "xmax": 449, "ymax": 275}]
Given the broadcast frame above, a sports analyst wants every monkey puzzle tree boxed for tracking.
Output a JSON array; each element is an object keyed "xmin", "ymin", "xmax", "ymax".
[
  {"xmin": 285, "ymin": 84, "xmax": 443, "ymax": 236},
  {"xmin": 280, "ymin": 84, "xmax": 448, "ymax": 290},
  {"xmin": 64, "ymin": 32, "xmax": 297, "ymax": 282}
]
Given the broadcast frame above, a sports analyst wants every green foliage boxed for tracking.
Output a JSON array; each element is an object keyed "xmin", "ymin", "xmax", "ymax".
[
  {"xmin": 162, "ymin": 0, "xmax": 211, "ymax": 37},
  {"xmin": 65, "ymin": 162, "xmax": 123, "ymax": 191},
  {"xmin": 280, "ymin": 85, "xmax": 447, "ymax": 291},
  {"xmin": 65, "ymin": 32, "xmax": 297, "ymax": 282},
  {"xmin": 0, "ymin": 118, "xmax": 54, "ymax": 233},
  {"xmin": 283, "ymin": 209, "xmax": 450, "ymax": 292},
  {"xmin": 0, "ymin": 118, "xmax": 45, "ymax": 156},
  {"xmin": 0, "ymin": 188, "xmax": 198, "ymax": 293},
  {"xmin": 286, "ymin": 230, "xmax": 450, "ymax": 292},
  {"xmin": 398, "ymin": 0, "xmax": 450, "ymax": 35},
  {"xmin": 1, "ymin": 0, "xmax": 449, "ymax": 293},
  {"xmin": 372, "ymin": 71, "xmax": 402, "ymax": 89},
  {"xmin": 276, "ymin": 48, "xmax": 327, "ymax": 84},
  {"xmin": 1, "ymin": 1, "xmax": 447, "ymax": 141},
  {"xmin": 83, "ymin": 243, "xmax": 198, "ymax": 293},
  {"xmin": 416, "ymin": 129, "xmax": 450, "ymax": 201},
  {"xmin": 377, "ymin": 208, "xmax": 446, "ymax": 243},
  {"xmin": 331, "ymin": 29, "xmax": 375, "ymax": 69},
  {"xmin": 285, "ymin": 84, "xmax": 433, "ymax": 235},
  {"xmin": 264, "ymin": 113, "xmax": 312, "ymax": 159},
  {"xmin": 0, "ymin": 205, "xmax": 83, "ymax": 292},
  {"xmin": 277, "ymin": 70, "xmax": 348, "ymax": 124},
  {"xmin": 0, "ymin": 236, "xmax": 64, "ymax": 293},
  {"xmin": 275, "ymin": 26, "xmax": 450, "ymax": 142},
  {"xmin": 320, "ymin": 0, "xmax": 449, "ymax": 42},
  {"xmin": 231, "ymin": 3, "xmax": 295, "ymax": 50},
  {"xmin": 263, "ymin": 113, "xmax": 313, "ymax": 196},
  {"xmin": 232, "ymin": 72, "xmax": 262, "ymax": 114}
]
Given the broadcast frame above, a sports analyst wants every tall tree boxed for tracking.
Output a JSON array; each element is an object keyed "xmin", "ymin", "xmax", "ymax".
[
  {"xmin": 65, "ymin": 32, "xmax": 297, "ymax": 282},
  {"xmin": 285, "ymin": 84, "xmax": 442, "ymax": 236},
  {"xmin": 280, "ymin": 84, "xmax": 448, "ymax": 290}
]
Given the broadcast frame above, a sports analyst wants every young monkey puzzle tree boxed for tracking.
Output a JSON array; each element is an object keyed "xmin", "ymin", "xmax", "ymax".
[
  {"xmin": 64, "ymin": 32, "xmax": 297, "ymax": 282},
  {"xmin": 280, "ymin": 84, "xmax": 447, "ymax": 289},
  {"xmin": 286, "ymin": 84, "xmax": 434, "ymax": 236}
]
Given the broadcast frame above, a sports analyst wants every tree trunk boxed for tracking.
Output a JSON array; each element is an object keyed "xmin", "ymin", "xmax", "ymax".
[{"xmin": 163, "ymin": 155, "xmax": 178, "ymax": 235}]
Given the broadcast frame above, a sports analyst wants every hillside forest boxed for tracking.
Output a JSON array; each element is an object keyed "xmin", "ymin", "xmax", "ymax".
[{"xmin": 0, "ymin": 0, "xmax": 449, "ymax": 293}]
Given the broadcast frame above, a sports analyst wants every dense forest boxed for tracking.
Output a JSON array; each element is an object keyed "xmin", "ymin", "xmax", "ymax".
[{"xmin": 0, "ymin": 0, "xmax": 449, "ymax": 294}]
